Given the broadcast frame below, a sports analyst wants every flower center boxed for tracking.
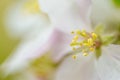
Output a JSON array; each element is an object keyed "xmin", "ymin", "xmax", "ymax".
[{"xmin": 70, "ymin": 29, "xmax": 101, "ymax": 59}]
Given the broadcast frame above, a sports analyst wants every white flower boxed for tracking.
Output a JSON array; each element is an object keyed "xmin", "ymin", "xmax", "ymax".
[
  {"xmin": 3, "ymin": 0, "xmax": 53, "ymax": 74},
  {"xmin": 3, "ymin": 0, "xmax": 87, "ymax": 73},
  {"xmin": 3, "ymin": 0, "xmax": 90, "ymax": 75},
  {"xmin": 5, "ymin": 0, "xmax": 51, "ymax": 38},
  {"xmin": 52, "ymin": 0, "xmax": 120, "ymax": 80},
  {"xmin": 55, "ymin": 45, "xmax": 120, "ymax": 80},
  {"xmin": 4, "ymin": 0, "xmax": 120, "ymax": 80}
]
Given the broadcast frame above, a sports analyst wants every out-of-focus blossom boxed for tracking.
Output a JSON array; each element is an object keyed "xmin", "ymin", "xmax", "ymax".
[
  {"xmin": 3, "ymin": 0, "xmax": 53, "ymax": 74},
  {"xmin": 2, "ymin": 1, "xmax": 92, "ymax": 80},
  {"xmin": 53, "ymin": 0, "xmax": 120, "ymax": 80},
  {"xmin": 3, "ymin": 0, "xmax": 80, "ymax": 77},
  {"xmin": 5, "ymin": 0, "xmax": 51, "ymax": 38},
  {"xmin": 3, "ymin": 0, "xmax": 91, "ymax": 76},
  {"xmin": 0, "ymin": 70, "xmax": 40, "ymax": 80}
]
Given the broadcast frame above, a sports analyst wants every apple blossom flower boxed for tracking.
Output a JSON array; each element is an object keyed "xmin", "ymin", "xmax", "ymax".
[
  {"xmin": 1, "ymin": 0, "xmax": 92, "ymax": 80},
  {"xmin": 4, "ymin": 0, "xmax": 120, "ymax": 80},
  {"xmin": 55, "ymin": 44, "xmax": 120, "ymax": 80},
  {"xmin": 2, "ymin": 0, "xmax": 59, "ymax": 79},
  {"xmin": 54, "ymin": 0, "xmax": 120, "ymax": 80},
  {"xmin": 4, "ymin": 0, "xmax": 51, "ymax": 38},
  {"xmin": 3, "ymin": 0, "xmax": 90, "ymax": 76}
]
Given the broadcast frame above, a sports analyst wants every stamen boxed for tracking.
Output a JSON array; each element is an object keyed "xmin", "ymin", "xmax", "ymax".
[
  {"xmin": 83, "ymin": 53, "xmax": 89, "ymax": 56},
  {"xmin": 72, "ymin": 55, "xmax": 77, "ymax": 59},
  {"xmin": 71, "ymin": 31, "xmax": 75, "ymax": 34},
  {"xmin": 76, "ymin": 30, "xmax": 81, "ymax": 35},
  {"xmin": 81, "ymin": 30, "xmax": 87, "ymax": 37},
  {"xmin": 70, "ymin": 29, "xmax": 99, "ymax": 57},
  {"xmin": 92, "ymin": 32, "xmax": 98, "ymax": 40},
  {"xmin": 72, "ymin": 47, "xmax": 76, "ymax": 50},
  {"xmin": 90, "ymin": 47, "xmax": 94, "ymax": 51},
  {"xmin": 73, "ymin": 35, "xmax": 79, "ymax": 41}
]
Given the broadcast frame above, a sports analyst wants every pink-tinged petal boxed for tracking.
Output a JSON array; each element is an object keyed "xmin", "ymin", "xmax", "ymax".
[
  {"xmin": 55, "ymin": 53, "xmax": 100, "ymax": 80},
  {"xmin": 95, "ymin": 45, "xmax": 120, "ymax": 80},
  {"xmin": 38, "ymin": 0, "xmax": 92, "ymax": 33},
  {"xmin": 49, "ymin": 29, "xmax": 73, "ymax": 62},
  {"xmin": 2, "ymin": 27, "xmax": 72, "ymax": 74},
  {"xmin": 5, "ymin": 0, "xmax": 50, "ymax": 38},
  {"xmin": 76, "ymin": 0, "xmax": 92, "ymax": 23}
]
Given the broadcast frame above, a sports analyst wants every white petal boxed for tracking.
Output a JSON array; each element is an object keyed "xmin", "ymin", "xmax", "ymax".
[
  {"xmin": 50, "ymin": 29, "xmax": 73, "ymax": 62},
  {"xmin": 95, "ymin": 45, "xmax": 120, "ymax": 80},
  {"xmin": 38, "ymin": 0, "xmax": 92, "ymax": 33},
  {"xmin": 55, "ymin": 53, "xmax": 100, "ymax": 80},
  {"xmin": 2, "ymin": 27, "xmax": 53, "ymax": 74},
  {"xmin": 105, "ymin": 44, "xmax": 120, "ymax": 62},
  {"xmin": 5, "ymin": 0, "xmax": 50, "ymax": 38}
]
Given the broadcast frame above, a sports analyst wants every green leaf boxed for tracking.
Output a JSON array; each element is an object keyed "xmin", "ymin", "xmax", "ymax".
[{"xmin": 112, "ymin": 0, "xmax": 120, "ymax": 8}]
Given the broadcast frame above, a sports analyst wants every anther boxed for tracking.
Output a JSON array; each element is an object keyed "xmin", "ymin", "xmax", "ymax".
[
  {"xmin": 72, "ymin": 55, "xmax": 77, "ymax": 59},
  {"xmin": 70, "ymin": 29, "xmax": 98, "ymax": 58},
  {"xmin": 83, "ymin": 53, "xmax": 89, "ymax": 56}
]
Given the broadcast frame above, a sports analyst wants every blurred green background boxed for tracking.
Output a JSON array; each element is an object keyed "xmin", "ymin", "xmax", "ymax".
[{"xmin": 0, "ymin": 0, "xmax": 19, "ymax": 64}]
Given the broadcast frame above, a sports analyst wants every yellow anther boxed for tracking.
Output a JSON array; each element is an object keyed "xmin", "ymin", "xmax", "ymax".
[
  {"xmin": 83, "ymin": 53, "xmax": 89, "ymax": 56},
  {"xmin": 71, "ymin": 31, "xmax": 75, "ymax": 34},
  {"xmin": 70, "ymin": 40, "xmax": 77, "ymax": 46},
  {"xmin": 81, "ymin": 30, "xmax": 87, "ymax": 37},
  {"xmin": 72, "ymin": 55, "xmax": 77, "ymax": 59},
  {"xmin": 83, "ymin": 42, "xmax": 89, "ymax": 46},
  {"xmin": 79, "ymin": 42, "xmax": 83, "ymax": 46},
  {"xmin": 92, "ymin": 32, "xmax": 98, "ymax": 39},
  {"xmin": 87, "ymin": 38, "xmax": 94, "ymax": 46},
  {"xmin": 82, "ymin": 50, "xmax": 86, "ymax": 53},
  {"xmin": 72, "ymin": 40, "xmax": 76, "ymax": 43},
  {"xmin": 70, "ymin": 29, "xmax": 99, "ymax": 57},
  {"xmin": 72, "ymin": 47, "xmax": 76, "ymax": 50},
  {"xmin": 73, "ymin": 35, "xmax": 79, "ymax": 41},
  {"xmin": 90, "ymin": 47, "xmax": 94, "ymax": 51},
  {"xmin": 76, "ymin": 30, "xmax": 81, "ymax": 35}
]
